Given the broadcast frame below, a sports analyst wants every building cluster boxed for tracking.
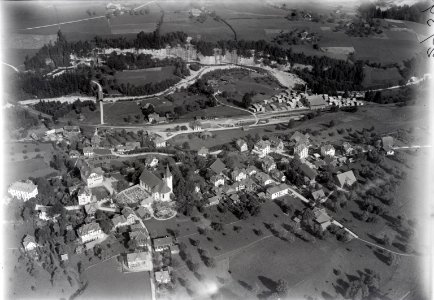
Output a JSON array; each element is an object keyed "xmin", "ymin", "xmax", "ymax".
[{"xmin": 249, "ymin": 89, "xmax": 307, "ymax": 113}]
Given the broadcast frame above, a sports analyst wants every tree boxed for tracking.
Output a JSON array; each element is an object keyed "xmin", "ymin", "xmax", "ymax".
[
  {"xmin": 276, "ymin": 279, "xmax": 288, "ymax": 296},
  {"xmin": 242, "ymin": 92, "xmax": 253, "ymax": 108}
]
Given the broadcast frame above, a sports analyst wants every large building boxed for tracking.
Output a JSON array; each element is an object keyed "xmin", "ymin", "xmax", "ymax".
[
  {"xmin": 140, "ymin": 166, "xmax": 173, "ymax": 201},
  {"xmin": 77, "ymin": 222, "xmax": 104, "ymax": 243},
  {"xmin": 266, "ymin": 184, "xmax": 289, "ymax": 200},
  {"xmin": 8, "ymin": 180, "xmax": 38, "ymax": 201},
  {"xmin": 81, "ymin": 165, "xmax": 104, "ymax": 188},
  {"xmin": 78, "ymin": 186, "xmax": 94, "ymax": 206}
]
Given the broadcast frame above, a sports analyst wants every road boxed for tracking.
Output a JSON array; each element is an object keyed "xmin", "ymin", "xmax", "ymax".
[
  {"xmin": 1, "ymin": 61, "xmax": 19, "ymax": 72},
  {"xmin": 213, "ymin": 91, "xmax": 258, "ymax": 125},
  {"xmin": 21, "ymin": 16, "xmax": 106, "ymax": 30}
]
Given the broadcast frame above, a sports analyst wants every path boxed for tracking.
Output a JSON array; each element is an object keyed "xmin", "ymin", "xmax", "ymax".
[
  {"xmin": 21, "ymin": 16, "xmax": 106, "ymax": 30},
  {"xmin": 1, "ymin": 61, "xmax": 19, "ymax": 72},
  {"xmin": 112, "ymin": 151, "xmax": 175, "ymax": 158},
  {"xmin": 354, "ymin": 237, "xmax": 416, "ymax": 257},
  {"xmin": 392, "ymin": 145, "xmax": 433, "ymax": 150},
  {"xmin": 133, "ymin": 1, "xmax": 156, "ymax": 11}
]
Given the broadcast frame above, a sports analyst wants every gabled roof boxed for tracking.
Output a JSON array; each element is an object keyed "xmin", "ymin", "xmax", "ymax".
[
  {"xmin": 23, "ymin": 235, "xmax": 36, "ymax": 247},
  {"xmin": 335, "ymin": 170, "xmax": 357, "ymax": 187},
  {"xmin": 267, "ymin": 183, "xmax": 289, "ymax": 195},
  {"xmin": 209, "ymin": 158, "xmax": 226, "ymax": 174},
  {"xmin": 153, "ymin": 236, "xmax": 173, "ymax": 248},
  {"xmin": 9, "ymin": 180, "xmax": 37, "ymax": 193},
  {"xmin": 236, "ymin": 139, "xmax": 247, "ymax": 148},
  {"xmin": 77, "ymin": 222, "xmax": 101, "ymax": 236},
  {"xmin": 299, "ymin": 163, "xmax": 317, "ymax": 180},
  {"xmin": 139, "ymin": 170, "xmax": 162, "ymax": 189},
  {"xmin": 312, "ymin": 189, "xmax": 325, "ymax": 201}
]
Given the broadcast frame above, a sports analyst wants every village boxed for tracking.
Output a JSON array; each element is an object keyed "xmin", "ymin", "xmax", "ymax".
[{"xmin": 7, "ymin": 104, "xmax": 404, "ymax": 298}]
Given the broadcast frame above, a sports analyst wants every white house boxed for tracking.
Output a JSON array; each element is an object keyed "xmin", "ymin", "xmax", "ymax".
[
  {"xmin": 236, "ymin": 139, "xmax": 248, "ymax": 152},
  {"xmin": 22, "ymin": 235, "xmax": 38, "ymax": 252},
  {"xmin": 294, "ymin": 142, "xmax": 309, "ymax": 159},
  {"xmin": 231, "ymin": 168, "xmax": 247, "ymax": 182},
  {"xmin": 321, "ymin": 144, "xmax": 335, "ymax": 157},
  {"xmin": 83, "ymin": 147, "xmax": 94, "ymax": 158},
  {"xmin": 154, "ymin": 137, "xmax": 166, "ymax": 148},
  {"xmin": 81, "ymin": 167, "xmax": 104, "ymax": 188},
  {"xmin": 210, "ymin": 175, "xmax": 225, "ymax": 187},
  {"xmin": 253, "ymin": 140, "xmax": 271, "ymax": 158},
  {"xmin": 145, "ymin": 156, "xmax": 159, "ymax": 168},
  {"xmin": 77, "ymin": 222, "xmax": 104, "ymax": 243},
  {"xmin": 266, "ymin": 184, "xmax": 289, "ymax": 200},
  {"xmin": 126, "ymin": 251, "xmax": 153, "ymax": 271},
  {"xmin": 78, "ymin": 186, "xmax": 93, "ymax": 206},
  {"xmin": 261, "ymin": 156, "xmax": 276, "ymax": 173},
  {"xmin": 255, "ymin": 172, "xmax": 274, "ymax": 186},
  {"xmin": 8, "ymin": 180, "xmax": 38, "ymax": 201}
]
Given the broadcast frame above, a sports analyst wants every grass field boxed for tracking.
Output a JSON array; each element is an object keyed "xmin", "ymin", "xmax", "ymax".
[
  {"xmin": 362, "ymin": 66, "xmax": 404, "ymax": 89},
  {"xmin": 114, "ymin": 66, "xmax": 178, "ymax": 86}
]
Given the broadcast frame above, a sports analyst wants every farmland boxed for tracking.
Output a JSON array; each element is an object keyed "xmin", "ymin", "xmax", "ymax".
[
  {"xmin": 114, "ymin": 67, "xmax": 179, "ymax": 86},
  {"xmin": 362, "ymin": 66, "xmax": 404, "ymax": 89}
]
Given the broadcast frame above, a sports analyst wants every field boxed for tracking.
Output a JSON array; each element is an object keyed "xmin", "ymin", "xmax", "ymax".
[
  {"xmin": 362, "ymin": 66, "xmax": 404, "ymax": 89},
  {"xmin": 79, "ymin": 257, "xmax": 153, "ymax": 300},
  {"xmin": 114, "ymin": 67, "xmax": 178, "ymax": 86}
]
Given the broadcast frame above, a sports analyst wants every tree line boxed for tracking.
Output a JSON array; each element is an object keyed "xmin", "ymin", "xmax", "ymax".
[{"xmin": 357, "ymin": 2, "xmax": 428, "ymax": 23}]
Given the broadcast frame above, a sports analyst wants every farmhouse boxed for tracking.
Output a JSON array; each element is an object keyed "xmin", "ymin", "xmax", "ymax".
[
  {"xmin": 381, "ymin": 136, "xmax": 395, "ymax": 155},
  {"xmin": 126, "ymin": 251, "xmax": 153, "ymax": 271},
  {"xmin": 306, "ymin": 94, "xmax": 327, "ymax": 110},
  {"xmin": 335, "ymin": 170, "xmax": 357, "ymax": 187},
  {"xmin": 255, "ymin": 172, "xmax": 274, "ymax": 186},
  {"xmin": 231, "ymin": 168, "xmax": 247, "ymax": 182},
  {"xmin": 313, "ymin": 207, "xmax": 332, "ymax": 231},
  {"xmin": 266, "ymin": 184, "xmax": 289, "ymax": 200},
  {"xmin": 197, "ymin": 147, "xmax": 209, "ymax": 157},
  {"xmin": 129, "ymin": 231, "xmax": 148, "ymax": 247},
  {"xmin": 83, "ymin": 147, "xmax": 94, "ymax": 158},
  {"xmin": 77, "ymin": 222, "xmax": 104, "ymax": 243},
  {"xmin": 78, "ymin": 186, "xmax": 94, "ymax": 206},
  {"xmin": 153, "ymin": 137, "xmax": 166, "ymax": 148},
  {"xmin": 262, "ymin": 156, "xmax": 276, "ymax": 173},
  {"xmin": 294, "ymin": 142, "xmax": 309, "ymax": 159},
  {"xmin": 253, "ymin": 140, "xmax": 271, "ymax": 158},
  {"xmin": 155, "ymin": 269, "xmax": 171, "ymax": 284},
  {"xmin": 8, "ymin": 180, "xmax": 38, "ymax": 201},
  {"xmin": 80, "ymin": 166, "xmax": 104, "ymax": 188},
  {"xmin": 22, "ymin": 235, "xmax": 38, "ymax": 252},
  {"xmin": 139, "ymin": 166, "xmax": 173, "ymax": 201},
  {"xmin": 236, "ymin": 139, "xmax": 248, "ymax": 152},
  {"xmin": 209, "ymin": 158, "xmax": 226, "ymax": 174},
  {"xmin": 153, "ymin": 236, "xmax": 174, "ymax": 252},
  {"xmin": 321, "ymin": 144, "xmax": 335, "ymax": 157},
  {"xmin": 148, "ymin": 113, "xmax": 167, "ymax": 124},
  {"xmin": 190, "ymin": 120, "xmax": 202, "ymax": 131}
]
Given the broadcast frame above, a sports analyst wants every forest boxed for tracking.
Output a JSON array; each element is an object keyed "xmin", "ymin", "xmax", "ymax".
[
  {"xmin": 34, "ymin": 99, "xmax": 96, "ymax": 119},
  {"xmin": 357, "ymin": 2, "xmax": 428, "ymax": 23}
]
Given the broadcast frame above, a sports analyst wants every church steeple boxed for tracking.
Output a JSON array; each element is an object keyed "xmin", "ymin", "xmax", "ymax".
[
  {"xmin": 164, "ymin": 165, "xmax": 173, "ymax": 193},
  {"xmin": 165, "ymin": 165, "xmax": 172, "ymax": 178}
]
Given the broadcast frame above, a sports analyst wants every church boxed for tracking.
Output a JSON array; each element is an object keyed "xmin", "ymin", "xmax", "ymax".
[{"xmin": 139, "ymin": 166, "xmax": 173, "ymax": 201}]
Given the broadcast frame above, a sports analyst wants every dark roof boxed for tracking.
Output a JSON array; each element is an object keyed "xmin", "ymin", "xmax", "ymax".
[
  {"xmin": 209, "ymin": 158, "xmax": 226, "ymax": 174},
  {"xmin": 299, "ymin": 163, "xmax": 317, "ymax": 180},
  {"xmin": 139, "ymin": 170, "xmax": 162, "ymax": 189}
]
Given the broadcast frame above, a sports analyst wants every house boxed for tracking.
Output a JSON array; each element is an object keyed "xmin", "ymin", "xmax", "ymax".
[
  {"xmin": 294, "ymin": 142, "xmax": 309, "ymax": 159},
  {"xmin": 129, "ymin": 231, "xmax": 148, "ymax": 247},
  {"xmin": 91, "ymin": 131, "xmax": 101, "ymax": 147},
  {"xmin": 209, "ymin": 158, "xmax": 226, "ymax": 175},
  {"xmin": 8, "ymin": 180, "xmax": 38, "ymax": 201},
  {"xmin": 153, "ymin": 236, "xmax": 174, "ymax": 251},
  {"xmin": 69, "ymin": 150, "xmax": 80, "ymax": 159},
  {"xmin": 266, "ymin": 183, "xmax": 289, "ymax": 200},
  {"xmin": 306, "ymin": 94, "xmax": 327, "ymax": 110},
  {"xmin": 335, "ymin": 170, "xmax": 357, "ymax": 187},
  {"xmin": 299, "ymin": 163, "xmax": 317, "ymax": 181},
  {"xmin": 290, "ymin": 131, "xmax": 309, "ymax": 144},
  {"xmin": 80, "ymin": 166, "xmax": 104, "ymax": 188},
  {"xmin": 153, "ymin": 137, "xmax": 166, "ymax": 148},
  {"xmin": 84, "ymin": 202, "xmax": 98, "ymax": 217},
  {"xmin": 145, "ymin": 156, "xmax": 159, "ymax": 168},
  {"xmin": 342, "ymin": 142, "xmax": 354, "ymax": 155},
  {"xmin": 148, "ymin": 113, "xmax": 166, "ymax": 124},
  {"xmin": 23, "ymin": 235, "xmax": 38, "ymax": 252},
  {"xmin": 261, "ymin": 156, "xmax": 276, "ymax": 173},
  {"xmin": 255, "ymin": 172, "xmax": 274, "ymax": 186},
  {"xmin": 270, "ymin": 169, "xmax": 286, "ymax": 182},
  {"xmin": 112, "ymin": 215, "xmax": 129, "ymax": 228},
  {"xmin": 246, "ymin": 165, "xmax": 259, "ymax": 176},
  {"xmin": 135, "ymin": 207, "xmax": 150, "ymax": 219},
  {"xmin": 77, "ymin": 222, "xmax": 104, "ymax": 243},
  {"xmin": 155, "ymin": 269, "xmax": 171, "ymax": 284},
  {"xmin": 83, "ymin": 147, "xmax": 94, "ymax": 158},
  {"xmin": 312, "ymin": 189, "xmax": 326, "ymax": 202},
  {"xmin": 210, "ymin": 175, "xmax": 225, "ymax": 187},
  {"xmin": 122, "ymin": 207, "xmax": 136, "ymax": 225},
  {"xmin": 321, "ymin": 144, "xmax": 335, "ymax": 157},
  {"xmin": 197, "ymin": 147, "xmax": 209, "ymax": 157},
  {"xmin": 190, "ymin": 120, "xmax": 202, "ymax": 131},
  {"xmin": 381, "ymin": 136, "xmax": 395, "ymax": 155},
  {"xmin": 236, "ymin": 139, "xmax": 248, "ymax": 152},
  {"xmin": 231, "ymin": 168, "xmax": 247, "ymax": 182},
  {"xmin": 270, "ymin": 137, "xmax": 284, "ymax": 152},
  {"xmin": 139, "ymin": 166, "xmax": 173, "ymax": 201},
  {"xmin": 253, "ymin": 140, "xmax": 271, "ymax": 158},
  {"xmin": 313, "ymin": 207, "xmax": 332, "ymax": 231},
  {"xmin": 78, "ymin": 186, "xmax": 93, "ymax": 206},
  {"xmin": 126, "ymin": 251, "xmax": 153, "ymax": 271},
  {"xmin": 207, "ymin": 195, "xmax": 221, "ymax": 206}
]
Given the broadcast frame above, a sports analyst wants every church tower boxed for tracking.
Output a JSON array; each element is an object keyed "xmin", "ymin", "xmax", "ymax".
[{"xmin": 164, "ymin": 165, "xmax": 173, "ymax": 193}]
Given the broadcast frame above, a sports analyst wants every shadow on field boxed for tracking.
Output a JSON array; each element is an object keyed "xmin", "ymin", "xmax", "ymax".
[{"xmin": 257, "ymin": 275, "xmax": 277, "ymax": 298}]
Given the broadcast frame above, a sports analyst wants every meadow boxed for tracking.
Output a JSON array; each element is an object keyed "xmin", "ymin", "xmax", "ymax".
[{"xmin": 114, "ymin": 66, "xmax": 178, "ymax": 86}]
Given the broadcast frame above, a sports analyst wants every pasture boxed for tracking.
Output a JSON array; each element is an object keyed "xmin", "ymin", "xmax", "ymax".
[
  {"xmin": 114, "ymin": 66, "xmax": 178, "ymax": 85},
  {"xmin": 362, "ymin": 66, "xmax": 404, "ymax": 89}
]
